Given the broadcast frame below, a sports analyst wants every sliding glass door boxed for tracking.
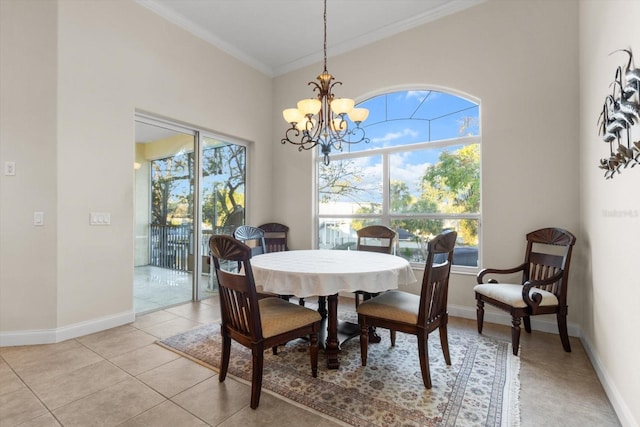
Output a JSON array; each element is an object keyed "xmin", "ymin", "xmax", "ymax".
[
  {"xmin": 198, "ymin": 136, "xmax": 246, "ymax": 297},
  {"xmin": 134, "ymin": 116, "xmax": 246, "ymax": 313}
]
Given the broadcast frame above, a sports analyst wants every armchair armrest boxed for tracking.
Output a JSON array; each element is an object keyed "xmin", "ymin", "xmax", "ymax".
[
  {"xmin": 476, "ymin": 263, "xmax": 527, "ymax": 284},
  {"xmin": 521, "ymin": 270, "xmax": 565, "ymax": 309}
]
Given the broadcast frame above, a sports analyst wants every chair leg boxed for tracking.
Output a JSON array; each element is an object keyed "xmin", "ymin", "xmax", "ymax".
[
  {"xmin": 511, "ymin": 317, "xmax": 522, "ymax": 356},
  {"xmin": 359, "ymin": 317, "xmax": 369, "ymax": 366},
  {"xmin": 417, "ymin": 331, "xmax": 432, "ymax": 389},
  {"xmin": 390, "ymin": 330, "xmax": 396, "ymax": 346},
  {"xmin": 250, "ymin": 344, "xmax": 265, "ymax": 409},
  {"xmin": 272, "ymin": 346, "xmax": 278, "ymax": 355},
  {"xmin": 557, "ymin": 312, "xmax": 572, "ymax": 352},
  {"xmin": 476, "ymin": 299, "xmax": 485, "ymax": 334},
  {"xmin": 309, "ymin": 331, "xmax": 319, "ymax": 377},
  {"xmin": 523, "ymin": 315, "xmax": 532, "ymax": 333},
  {"xmin": 298, "ymin": 298, "xmax": 305, "ymax": 306},
  {"xmin": 439, "ymin": 324, "xmax": 451, "ymax": 366},
  {"xmin": 219, "ymin": 332, "xmax": 231, "ymax": 382}
]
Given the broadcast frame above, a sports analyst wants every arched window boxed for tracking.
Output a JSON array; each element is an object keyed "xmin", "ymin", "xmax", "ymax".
[{"xmin": 316, "ymin": 89, "xmax": 481, "ymax": 269}]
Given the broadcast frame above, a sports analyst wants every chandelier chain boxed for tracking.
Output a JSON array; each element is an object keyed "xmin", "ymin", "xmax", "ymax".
[{"xmin": 323, "ymin": 0, "xmax": 327, "ymax": 72}]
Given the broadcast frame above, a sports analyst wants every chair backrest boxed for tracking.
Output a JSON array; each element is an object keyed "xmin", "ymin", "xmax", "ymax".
[
  {"xmin": 522, "ymin": 227, "xmax": 576, "ymax": 304},
  {"xmin": 356, "ymin": 225, "xmax": 396, "ymax": 254},
  {"xmin": 209, "ymin": 235, "xmax": 264, "ymax": 342},
  {"xmin": 418, "ymin": 230, "xmax": 457, "ymax": 327},
  {"xmin": 258, "ymin": 222, "xmax": 289, "ymax": 252},
  {"xmin": 233, "ymin": 225, "xmax": 266, "ymax": 257}
]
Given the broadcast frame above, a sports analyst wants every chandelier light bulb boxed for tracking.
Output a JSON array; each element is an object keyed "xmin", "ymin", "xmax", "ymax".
[
  {"xmin": 347, "ymin": 108, "xmax": 369, "ymax": 124},
  {"xmin": 330, "ymin": 98, "xmax": 355, "ymax": 115},
  {"xmin": 297, "ymin": 98, "xmax": 322, "ymax": 116},
  {"xmin": 283, "ymin": 108, "xmax": 304, "ymax": 124}
]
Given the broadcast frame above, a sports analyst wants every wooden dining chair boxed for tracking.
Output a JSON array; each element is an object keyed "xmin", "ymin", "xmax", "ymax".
[
  {"xmin": 475, "ymin": 227, "xmax": 576, "ymax": 356},
  {"xmin": 258, "ymin": 222, "xmax": 307, "ymax": 306},
  {"xmin": 209, "ymin": 235, "xmax": 322, "ymax": 409},
  {"xmin": 354, "ymin": 225, "xmax": 396, "ymax": 308},
  {"xmin": 357, "ymin": 230, "xmax": 457, "ymax": 389},
  {"xmin": 258, "ymin": 222, "xmax": 289, "ymax": 253},
  {"xmin": 233, "ymin": 225, "xmax": 266, "ymax": 256}
]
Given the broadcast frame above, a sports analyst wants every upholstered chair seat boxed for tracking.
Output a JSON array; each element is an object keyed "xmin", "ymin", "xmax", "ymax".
[
  {"xmin": 474, "ymin": 283, "xmax": 559, "ymax": 308},
  {"xmin": 258, "ymin": 297, "xmax": 321, "ymax": 337},
  {"xmin": 356, "ymin": 290, "xmax": 421, "ymax": 324}
]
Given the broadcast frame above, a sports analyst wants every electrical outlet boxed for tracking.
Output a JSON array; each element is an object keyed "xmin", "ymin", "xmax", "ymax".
[{"xmin": 4, "ymin": 161, "xmax": 16, "ymax": 176}]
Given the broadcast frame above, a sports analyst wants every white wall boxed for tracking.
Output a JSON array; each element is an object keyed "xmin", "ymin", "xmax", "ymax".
[
  {"xmin": 0, "ymin": 0, "xmax": 59, "ymax": 333},
  {"xmin": 579, "ymin": 2, "xmax": 640, "ymax": 426},
  {"xmin": 0, "ymin": 0, "xmax": 274, "ymax": 342},
  {"xmin": 273, "ymin": 0, "xmax": 581, "ymax": 327}
]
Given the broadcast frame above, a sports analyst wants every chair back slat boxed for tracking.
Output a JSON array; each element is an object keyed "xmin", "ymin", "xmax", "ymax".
[
  {"xmin": 419, "ymin": 230, "xmax": 457, "ymax": 327},
  {"xmin": 210, "ymin": 235, "xmax": 263, "ymax": 341},
  {"xmin": 356, "ymin": 225, "xmax": 396, "ymax": 254}
]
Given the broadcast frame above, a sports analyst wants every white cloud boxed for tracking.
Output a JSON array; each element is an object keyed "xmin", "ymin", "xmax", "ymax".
[
  {"xmin": 371, "ymin": 128, "xmax": 418, "ymax": 144},
  {"xmin": 390, "ymin": 153, "xmax": 430, "ymax": 195}
]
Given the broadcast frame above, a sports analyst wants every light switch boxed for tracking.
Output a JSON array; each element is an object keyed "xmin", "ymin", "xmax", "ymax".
[
  {"xmin": 90, "ymin": 212, "xmax": 111, "ymax": 225},
  {"xmin": 4, "ymin": 161, "xmax": 16, "ymax": 176},
  {"xmin": 34, "ymin": 211, "xmax": 44, "ymax": 226}
]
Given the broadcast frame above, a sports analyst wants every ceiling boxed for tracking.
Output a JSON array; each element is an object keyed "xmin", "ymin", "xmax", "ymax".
[{"xmin": 136, "ymin": 0, "xmax": 484, "ymax": 77}]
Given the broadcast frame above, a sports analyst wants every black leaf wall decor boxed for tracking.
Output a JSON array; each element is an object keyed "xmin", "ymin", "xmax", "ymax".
[{"xmin": 597, "ymin": 48, "xmax": 640, "ymax": 179}]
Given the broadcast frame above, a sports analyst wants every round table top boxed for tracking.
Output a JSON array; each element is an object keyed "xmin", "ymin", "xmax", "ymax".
[{"xmin": 250, "ymin": 249, "xmax": 417, "ymax": 298}]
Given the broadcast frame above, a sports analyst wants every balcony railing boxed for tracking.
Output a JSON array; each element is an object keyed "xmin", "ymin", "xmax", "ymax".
[
  {"xmin": 149, "ymin": 225, "xmax": 226, "ymax": 272},
  {"xmin": 150, "ymin": 225, "xmax": 191, "ymax": 271}
]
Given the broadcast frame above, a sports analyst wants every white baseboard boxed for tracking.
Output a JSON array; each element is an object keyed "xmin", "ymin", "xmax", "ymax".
[
  {"xmin": 447, "ymin": 304, "xmax": 581, "ymax": 337},
  {"xmin": 0, "ymin": 310, "xmax": 135, "ymax": 347},
  {"xmin": 580, "ymin": 334, "xmax": 639, "ymax": 427}
]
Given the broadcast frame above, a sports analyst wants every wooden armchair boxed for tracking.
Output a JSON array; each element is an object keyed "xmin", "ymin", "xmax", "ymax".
[
  {"xmin": 354, "ymin": 225, "xmax": 396, "ymax": 308},
  {"xmin": 357, "ymin": 230, "xmax": 457, "ymax": 389},
  {"xmin": 474, "ymin": 227, "xmax": 576, "ymax": 356},
  {"xmin": 209, "ymin": 235, "xmax": 321, "ymax": 409}
]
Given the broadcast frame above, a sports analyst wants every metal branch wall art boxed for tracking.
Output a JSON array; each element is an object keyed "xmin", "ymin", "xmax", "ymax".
[{"xmin": 598, "ymin": 48, "xmax": 640, "ymax": 179}]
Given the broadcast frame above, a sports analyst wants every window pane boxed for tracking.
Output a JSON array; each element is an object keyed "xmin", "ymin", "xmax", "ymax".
[
  {"xmin": 391, "ymin": 144, "xmax": 479, "ymax": 215},
  {"xmin": 391, "ymin": 219, "xmax": 478, "ymax": 267},
  {"xmin": 318, "ymin": 218, "xmax": 383, "ymax": 250},
  {"xmin": 318, "ymin": 156, "xmax": 383, "ymax": 215},
  {"xmin": 201, "ymin": 141, "xmax": 246, "ymax": 234},
  {"xmin": 430, "ymin": 106, "xmax": 480, "ymax": 140},
  {"xmin": 345, "ymin": 91, "xmax": 479, "ymax": 154}
]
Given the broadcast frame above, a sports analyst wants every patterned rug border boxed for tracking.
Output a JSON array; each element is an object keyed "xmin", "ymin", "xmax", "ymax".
[{"xmin": 157, "ymin": 319, "xmax": 520, "ymax": 427}]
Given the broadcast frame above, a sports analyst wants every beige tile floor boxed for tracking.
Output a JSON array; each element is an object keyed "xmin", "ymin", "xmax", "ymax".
[{"xmin": 1, "ymin": 297, "xmax": 620, "ymax": 427}]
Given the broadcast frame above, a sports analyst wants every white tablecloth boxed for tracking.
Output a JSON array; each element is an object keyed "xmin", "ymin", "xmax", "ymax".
[{"xmin": 251, "ymin": 250, "xmax": 417, "ymax": 298}]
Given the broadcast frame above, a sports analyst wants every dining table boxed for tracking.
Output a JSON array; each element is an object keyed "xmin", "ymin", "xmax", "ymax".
[{"xmin": 250, "ymin": 249, "xmax": 417, "ymax": 369}]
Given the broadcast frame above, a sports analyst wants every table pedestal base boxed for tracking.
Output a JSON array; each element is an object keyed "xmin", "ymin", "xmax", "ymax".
[{"xmin": 316, "ymin": 295, "xmax": 381, "ymax": 369}]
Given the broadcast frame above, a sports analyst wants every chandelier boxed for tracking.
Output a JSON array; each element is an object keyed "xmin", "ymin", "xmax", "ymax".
[{"xmin": 281, "ymin": 0, "xmax": 369, "ymax": 165}]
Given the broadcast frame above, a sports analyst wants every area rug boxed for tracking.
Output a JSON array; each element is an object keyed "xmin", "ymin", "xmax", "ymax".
[{"xmin": 158, "ymin": 315, "xmax": 520, "ymax": 427}]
